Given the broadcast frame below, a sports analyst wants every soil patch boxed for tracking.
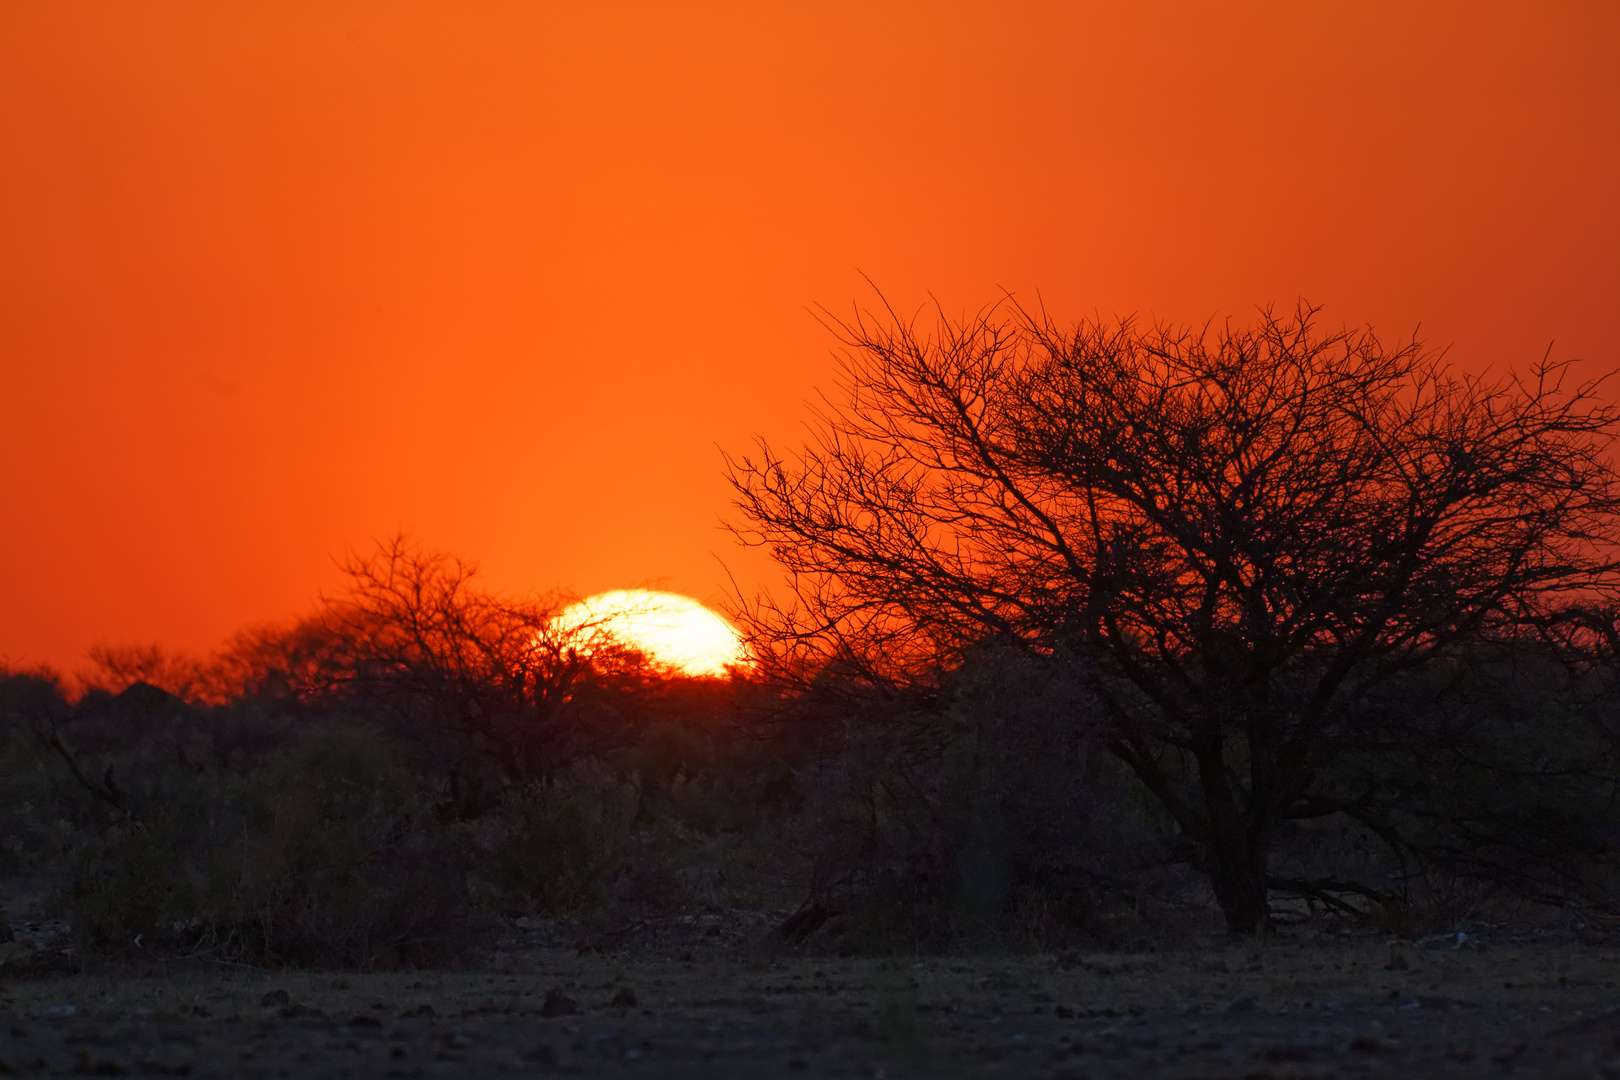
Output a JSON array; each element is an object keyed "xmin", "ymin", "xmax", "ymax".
[{"xmin": 4, "ymin": 932, "xmax": 1620, "ymax": 1077}]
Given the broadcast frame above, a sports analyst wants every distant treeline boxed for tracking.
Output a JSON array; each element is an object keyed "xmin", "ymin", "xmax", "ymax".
[{"xmin": 3, "ymin": 537, "xmax": 1620, "ymax": 970}]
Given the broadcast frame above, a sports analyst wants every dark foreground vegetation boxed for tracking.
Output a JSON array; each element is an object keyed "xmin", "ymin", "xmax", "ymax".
[
  {"xmin": 6, "ymin": 532, "xmax": 1620, "ymax": 972},
  {"xmin": 5, "ymin": 303, "xmax": 1620, "ymax": 1075}
]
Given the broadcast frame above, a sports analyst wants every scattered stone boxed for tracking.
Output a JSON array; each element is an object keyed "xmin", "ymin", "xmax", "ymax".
[
  {"xmin": 1, "ymin": 947, "xmax": 76, "ymax": 977},
  {"xmin": 1348, "ymin": 1035, "xmax": 1392, "ymax": 1055},
  {"xmin": 541, "ymin": 989, "xmax": 578, "ymax": 1017},
  {"xmin": 5, "ymin": 940, "xmax": 1619, "ymax": 1077},
  {"xmin": 72, "ymin": 1049, "xmax": 125, "ymax": 1074}
]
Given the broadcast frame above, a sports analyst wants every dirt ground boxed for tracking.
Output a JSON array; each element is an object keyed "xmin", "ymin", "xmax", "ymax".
[{"xmin": 6, "ymin": 920, "xmax": 1620, "ymax": 1078}]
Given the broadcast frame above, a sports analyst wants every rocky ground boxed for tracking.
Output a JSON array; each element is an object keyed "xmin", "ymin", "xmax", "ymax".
[{"xmin": 5, "ymin": 917, "xmax": 1620, "ymax": 1078}]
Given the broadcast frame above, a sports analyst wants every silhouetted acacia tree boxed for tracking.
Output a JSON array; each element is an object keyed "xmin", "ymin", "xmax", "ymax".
[
  {"xmin": 218, "ymin": 536, "xmax": 644, "ymax": 816},
  {"xmin": 727, "ymin": 300, "xmax": 1620, "ymax": 933}
]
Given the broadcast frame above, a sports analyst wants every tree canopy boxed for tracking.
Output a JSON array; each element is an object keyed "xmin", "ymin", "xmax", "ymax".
[{"xmin": 727, "ymin": 300, "xmax": 1620, "ymax": 932}]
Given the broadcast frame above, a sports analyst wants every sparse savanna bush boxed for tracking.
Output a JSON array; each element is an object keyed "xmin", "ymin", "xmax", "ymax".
[
  {"xmin": 619, "ymin": 721, "xmax": 801, "ymax": 834},
  {"xmin": 480, "ymin": 724, "xmax": 812, "ymax": 920},
  {"xmin": 480, "ymin": 760, "xmax": 639, "ymax": 915},
  {"xmin": 0, "ymin": 670, "xmax": 85, "ymax": 894},
  {"xmin": 12, "ymin": 515, "xmax": 1620, "ymax": 974},
  {"xmin": 1338, "ymin": 653, "xmax": 1620, "ymax": 930},
  {"xmin": 13, "ymin": 618, "xmax": 1620, "ymax": 972},
  {"xmin": 1, "ymin": 654, "xmax": 815, "ymax": 967},
  {"xmin": 67, "ymin": 727, "xmax": 469, "ymax": 967},
  {"xmin": 757, "ymin": 635, "xmax": 1620, "ymax": 950},
  {"xmin": 770, "ymin": 647, "xmax": 1209, "ymax": 952},
  {"xmin": 1199, "ymin": 643, "xmax": 1620, "ymax": 936},
  {"xmin": 613, "ymin": 726, "xmax": 810, "ymax": 913}
]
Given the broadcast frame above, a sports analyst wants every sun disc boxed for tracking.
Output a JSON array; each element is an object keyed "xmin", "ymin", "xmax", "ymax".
[{"xmin": 551, "ymin": 589, "xmax": 749, "ymax": 677}]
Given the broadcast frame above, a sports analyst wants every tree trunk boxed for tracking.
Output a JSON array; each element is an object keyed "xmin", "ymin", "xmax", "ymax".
[
  {"xmin": 1106, "ymin": 734, "xmax": 1275, "ymax": 933},
  {"xmin": 1208, "ymin": 832, "xmax": 1270, "ymax": 934}
]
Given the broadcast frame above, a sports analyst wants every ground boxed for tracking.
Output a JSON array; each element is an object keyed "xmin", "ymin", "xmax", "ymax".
[{"xmin": 5, "ymin": 918, "xmax": 1620, "ymax": 1078}]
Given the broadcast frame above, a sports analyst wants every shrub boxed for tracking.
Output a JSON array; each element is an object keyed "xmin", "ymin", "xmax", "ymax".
[
  {"xmin": 620, "ymin": 723, "xmax": 800, "ymax": 834},
  {"xmin": 483, "ymin": 760, "xmax": 638, "ymax": 915},
  {"xmin": 0, "ymin": 668, "xmax": 114, "ymax": 895},
  {"xmin": 67, "ymin": 727, "xmax": 468, "ymax": 966},
  {"xmin": 779, "ymin": 648, "xmax": 1191, "ymax": 951}
]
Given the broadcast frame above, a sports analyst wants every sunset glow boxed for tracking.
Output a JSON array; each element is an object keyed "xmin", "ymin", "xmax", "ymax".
[
  {"xmin": 0, "ymin": 5, "xmax": 1615, "ymax": 672},
  {"xmin": 552, "ymin": 590, "xmax": 749, "ymax": 678}
]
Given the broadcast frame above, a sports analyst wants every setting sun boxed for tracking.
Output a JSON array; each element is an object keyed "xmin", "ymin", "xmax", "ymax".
[{"xmin": 552, "ymin": 589, "xmax": 749, "ymax": 678}]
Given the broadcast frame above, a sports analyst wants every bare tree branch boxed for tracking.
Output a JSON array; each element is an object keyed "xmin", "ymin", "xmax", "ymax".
[{"xmin": 727, "ymin": 298, "xmax": 1620, "ymax": 932}]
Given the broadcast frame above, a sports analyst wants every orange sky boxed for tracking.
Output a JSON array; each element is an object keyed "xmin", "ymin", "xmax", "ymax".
[{"xmin": 3, "ymin": 1, "xmax": 1617, "ymax": 675}]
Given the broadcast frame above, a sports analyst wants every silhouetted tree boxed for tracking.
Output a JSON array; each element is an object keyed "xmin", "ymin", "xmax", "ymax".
[
  {"xmin": 727, "ymin": 300, "xmax": 1620, "ymax": 932},
  {"xmin": 217, "ymin": 536, "xmax": 644, "ymax": 816}
]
